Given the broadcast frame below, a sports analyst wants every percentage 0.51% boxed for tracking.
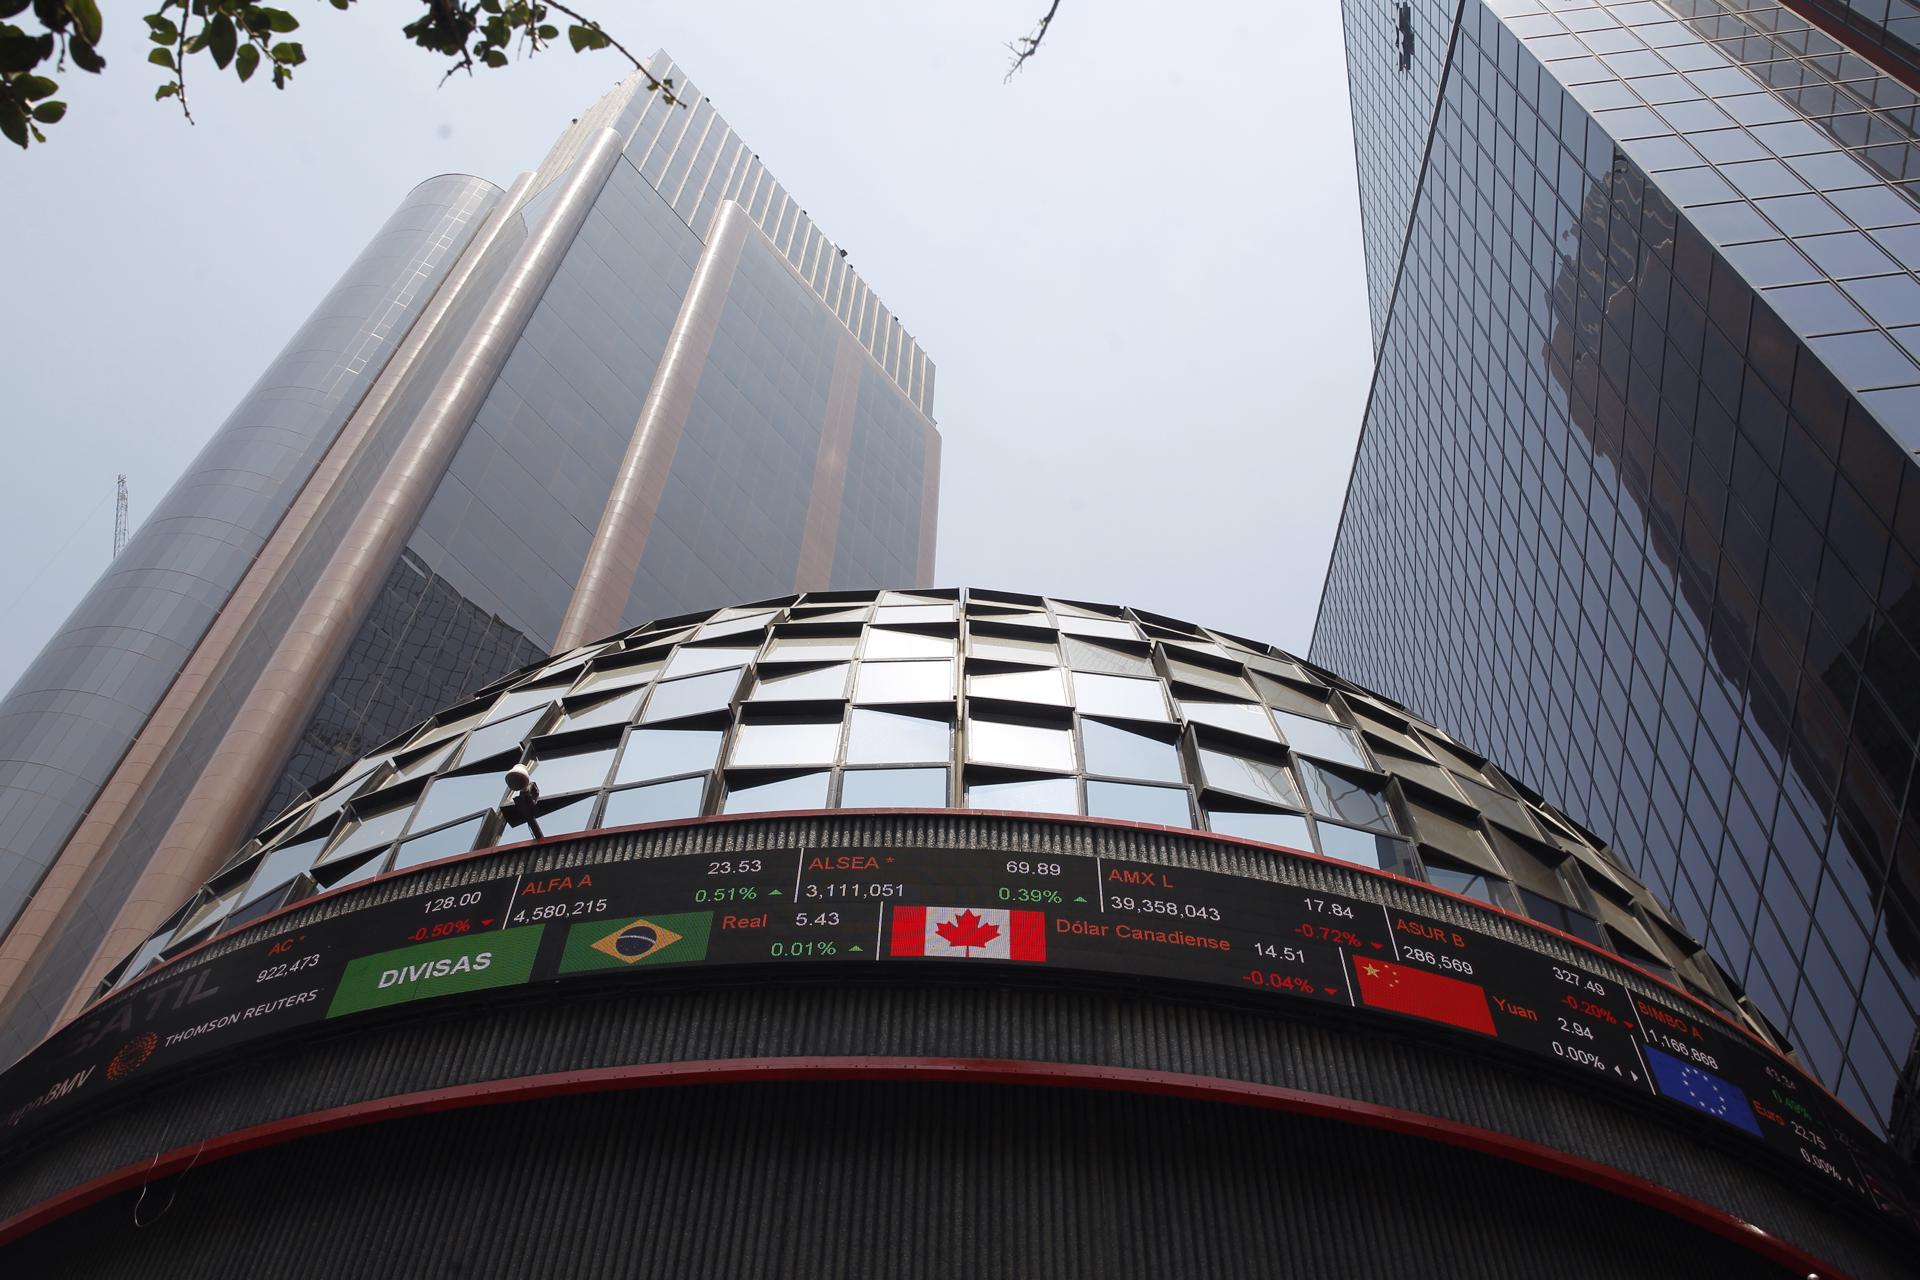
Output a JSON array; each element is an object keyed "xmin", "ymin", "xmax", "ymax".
[{"xmin": 695, "ymin": 885, "xmax": 758, "ymax": 903}]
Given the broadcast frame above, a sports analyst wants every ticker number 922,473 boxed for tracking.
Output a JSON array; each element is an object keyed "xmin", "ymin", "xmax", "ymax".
[{"xmin": 256, "ymin": 954, "xmax": 321, "ymax": 983}]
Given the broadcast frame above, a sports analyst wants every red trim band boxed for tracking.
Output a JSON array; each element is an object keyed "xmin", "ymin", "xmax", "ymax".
[{"xmin": 0, "ymin": 1055, "xmax": 1851, "ymax": 1276}]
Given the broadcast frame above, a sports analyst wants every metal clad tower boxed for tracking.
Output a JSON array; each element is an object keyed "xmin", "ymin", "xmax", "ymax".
[{"xmin": 0, "ymin": 55, "xmax": 939, "ymax": 1063}]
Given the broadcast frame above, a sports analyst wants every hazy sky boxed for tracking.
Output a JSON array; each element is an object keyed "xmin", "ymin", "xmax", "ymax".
[{"xmin": 0, "ymin": 1, "xmax": 1372, "ymax": 694}]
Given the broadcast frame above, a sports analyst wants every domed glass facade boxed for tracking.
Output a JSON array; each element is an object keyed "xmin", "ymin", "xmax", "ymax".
[{"xmin": 104, "ymin": 588, "xmax": 1767, "ymax": 1042}]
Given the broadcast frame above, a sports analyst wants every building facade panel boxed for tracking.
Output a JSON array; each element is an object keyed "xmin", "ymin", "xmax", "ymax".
[
  {"xmin": 1315, "ymin": 0, "xmax": 1920, "ymax": 1140},
  {"xmin": 830, "ymin": 363, "xmax": 934, "ymax": 591},
  {"xmin": 1344, "ymin": 0, "xmax": 1466, "ymax": 347},
  {"xmin": 628, "ymin": 230, "xmax": 840, "ymax": 619},
  {"xmin": 404, "ymin": 157, "xmax": 702, "ymax": 651},
  {"xmin": 0, "ymin": 176, "xmax": 501, "ymax": 942},
  {"xmin": 0, "ymin": 182, "xmax": 524, "ymax": 1066},
  {"xmin": 1788, "ymin": 0, "xmax": 1920, "ymax": 97}
]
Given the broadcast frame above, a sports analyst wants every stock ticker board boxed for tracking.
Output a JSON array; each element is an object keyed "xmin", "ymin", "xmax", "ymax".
[{"xmin": 3, "ymin": 844, "xmax": 1915, "ymax": 1230}]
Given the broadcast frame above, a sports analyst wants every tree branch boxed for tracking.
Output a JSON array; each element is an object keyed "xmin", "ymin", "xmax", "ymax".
[
  {"xmin": 1005, "ymin": 0, "xmax": 1062, "ymax": 82},
  {"xmin": 542, "ymin": 1, "xmax": 663, "ymax": 94},
  {"xmin": 5, "ymin": 2, "xmax": 668, "ymax": 151},
  {"xmin": 173, "ymin": 4, "xmax": 193, "ymax": 123}
]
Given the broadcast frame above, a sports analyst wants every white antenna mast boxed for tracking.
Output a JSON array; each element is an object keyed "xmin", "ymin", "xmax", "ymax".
[{"xmin": 113, "ymin": 474, "xmax": 129, "ymax": 558}]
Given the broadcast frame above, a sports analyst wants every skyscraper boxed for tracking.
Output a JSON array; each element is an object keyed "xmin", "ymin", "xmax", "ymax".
[
  {"xmin": 1315, "ymin": 0, "xmax": 1920, "ymax": 1145},
  {"xmin": 0, "ymin": 53, "xmax": 940, "ymax": 1064},
  {"xmin": 1, "ymin": 31, "xmax": 1917, "ymax": 1272}
]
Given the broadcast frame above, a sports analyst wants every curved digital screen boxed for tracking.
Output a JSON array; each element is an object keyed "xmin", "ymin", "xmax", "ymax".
[{"xmin": 4, "ymin": 843, "xmax": 1915, "ymax": 1231}]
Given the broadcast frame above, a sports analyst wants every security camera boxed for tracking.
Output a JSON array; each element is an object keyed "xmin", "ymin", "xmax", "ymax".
[{"xmin": 503, "ymin": 763, "xmax": 543, "ymax": 839}]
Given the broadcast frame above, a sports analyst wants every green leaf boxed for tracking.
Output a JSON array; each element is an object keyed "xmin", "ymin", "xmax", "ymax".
[
  {"xmin": 0, "ymin": 30, "xmax": 52, "ymax": 74},
  {"xmin": 15, "ymin": 71, "xmax": 53, "ymax": 97},
  {"xmin": 207, "ymin": 13, "xmax": 236, "ymax": 69},
  {"xmin": 148, "ymin": 46, "xmax": 175, "ymax": 69},
  {"xmin": 269, "ymin": 40, "xmax": 302, "ymax": 64},
  {"xmin": 66, "ymin": 0, "xmax": 101, "ymax": 45},
  {"xmin": 29, "ymin": 96, "xmax": 61, "ymax": 122},
  {"xmin": 567, "ymin": 25, "xmax": 608, "ymax": 52},
  {"xmin": 537, "ymin": 24, "xmax": 557, "ymax": 40},
  {"xmin": 235, "ymin": 42, "xmax": 258, "ymax": 82},
  {"xmin": 263, "ymin": 8, "xmax": 298, "ymax": 33},
  {"xmin": 144, "ymin": 14, "xmax": 178, "ymax": 43},
  {"xmin": 0, "ymin": 98, "xmax": 28, "ymax": 148},
  {"xmin": 67, "ymin": 34, "xmax": 101, "ymax": 72},
  {"xmin": 482, "ymin": 48, "xmax": 507, "ymax": 68},
  {"xmin": 0, "ymin": 0, "xmax": 31, "ymax": 18},
  {"xmin": 154, "ymin": 81, "xmax": 178, "ymax": 99}
]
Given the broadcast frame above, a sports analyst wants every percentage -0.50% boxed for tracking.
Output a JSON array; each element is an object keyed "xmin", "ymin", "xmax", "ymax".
[{"xmin": 407, "ymin": 918, "xmax": 473, "ymax": 943}]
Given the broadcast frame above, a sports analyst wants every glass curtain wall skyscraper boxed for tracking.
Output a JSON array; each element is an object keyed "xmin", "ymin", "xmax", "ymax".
[
  {"xmin": 0, "ymin": 53, "xmax": 940, "ymax": 1064},
  {"xmin": 1315, "ymin": 0, "xmax": 1920, "ymax": 1144}
]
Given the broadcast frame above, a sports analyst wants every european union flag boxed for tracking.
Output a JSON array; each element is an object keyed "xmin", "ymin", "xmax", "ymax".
[{"xmin": 1642, "ymin": 1044, "xmax": 1763, "ymax": 1137}]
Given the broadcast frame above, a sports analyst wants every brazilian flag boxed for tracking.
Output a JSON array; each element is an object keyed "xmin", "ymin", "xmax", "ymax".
[{"xmin": 561, "ymin": 912, "xmax": 712, "ymax": 973}]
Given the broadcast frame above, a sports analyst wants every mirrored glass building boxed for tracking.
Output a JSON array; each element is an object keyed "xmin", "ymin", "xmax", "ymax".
[
  {"xmin": 1315, "ymin": 0, "xmax": 1920, "ymax": 1149},
  {"xmin": 0, "ymin": 590, "xmax": 1913, "ymax": 1275},
  {"xmin": 0, "ymin": 54, "xmax": 939, "ymax": 1065}
]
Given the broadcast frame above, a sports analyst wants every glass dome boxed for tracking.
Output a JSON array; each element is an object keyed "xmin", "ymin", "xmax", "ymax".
[{"xmin": 105, "ymin": 588, "xmax": 1766, "ymax": 1042}]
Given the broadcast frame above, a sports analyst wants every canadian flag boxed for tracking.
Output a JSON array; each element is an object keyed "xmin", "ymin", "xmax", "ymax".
[{"xmin": 890, "ymin": 906, "xmax": 1046, "ymax": 962}]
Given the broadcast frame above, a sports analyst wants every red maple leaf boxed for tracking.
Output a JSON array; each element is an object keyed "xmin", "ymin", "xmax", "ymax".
[{"xmin": 935, "ymin": 909, "xmax": 1000, "ymax": 952}]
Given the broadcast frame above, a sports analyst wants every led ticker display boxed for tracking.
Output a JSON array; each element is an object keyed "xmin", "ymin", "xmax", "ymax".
[{"xmin": 3, "ymin": 843, "xmax": 1915, "ymax": 1231}]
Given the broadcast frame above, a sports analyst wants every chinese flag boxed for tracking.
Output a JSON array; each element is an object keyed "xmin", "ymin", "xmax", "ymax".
[
  {"xmin": 890, "ymin": 906, "xmax": 1046, "ymax": 962},
  {"xmin": 1352, "ymin": 956, "xmax": 1496, "ymax": 1036}
]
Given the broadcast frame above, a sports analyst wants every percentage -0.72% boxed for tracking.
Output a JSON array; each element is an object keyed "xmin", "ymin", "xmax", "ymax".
[{"xmin": 1295, "ymin": 923, "xmax": 1366, "ymax": 946}]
